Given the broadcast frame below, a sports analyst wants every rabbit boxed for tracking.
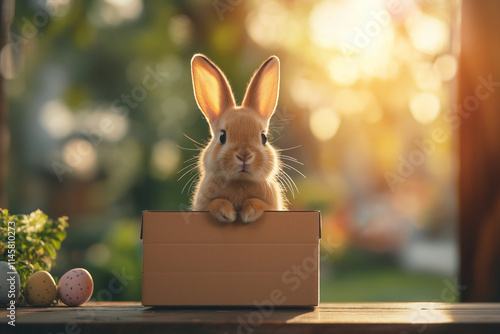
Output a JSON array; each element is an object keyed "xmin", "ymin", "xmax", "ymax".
[{"xmin": 190, "ymin": 54, "xmax": 288, "ymax": 223}]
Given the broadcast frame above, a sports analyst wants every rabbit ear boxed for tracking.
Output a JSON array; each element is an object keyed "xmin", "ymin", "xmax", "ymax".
[
  {"xmin": 191, "ymin": 54, "xmax": 236, "ymax": 125},
  {"xmin": 242, "ymin": 56, "xmax": 280, "ymax": 121}
]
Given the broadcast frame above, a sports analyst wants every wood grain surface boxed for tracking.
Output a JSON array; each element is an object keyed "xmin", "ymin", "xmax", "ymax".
[{"xmin": 1, "ymin": 302, "xmax": 500, "ymax": 333}]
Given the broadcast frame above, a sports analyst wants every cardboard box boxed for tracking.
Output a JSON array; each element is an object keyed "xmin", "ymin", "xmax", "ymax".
[{"xmin": 141, "ymin": 211, "xmax": 321, "ymax": 307}]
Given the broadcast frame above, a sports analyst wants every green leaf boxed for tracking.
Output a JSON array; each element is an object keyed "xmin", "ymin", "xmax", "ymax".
[{"xmin": 0, "ymin": 208, "xmax": 69, "ymax": 302}]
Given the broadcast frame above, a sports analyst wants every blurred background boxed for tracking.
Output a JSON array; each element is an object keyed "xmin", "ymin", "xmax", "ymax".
[{"xmin": 3, "ymin": 0, "xmax": 461, "ymax": 301}]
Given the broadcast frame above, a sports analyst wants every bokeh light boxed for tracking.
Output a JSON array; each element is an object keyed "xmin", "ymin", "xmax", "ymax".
[
  {"xmin": 85, "ymin": 243, "xmax": 111, "ymax": 267},
  {"xmin": 81, "ymin": 110, "xmax": 129, "ymax": 142},
  {"xmin": 62, "ymin": 139, "xmax": 98, "ymax": 177},
  {"xmin": 246, "ymin": 1, "xmax": 288, "ymax": 49},
  {"xmin": 434, "ymin": 54, "xmax": 458, "ymax": 81},
  {"xmin": 310, "ymin": 107, "xmax": 341, "ymax": 141},
  {"xmin": 309, "ymin": 0, "xmax": 386, "ymax": 51},
  {"xmin": 39, "ymin": 100, "xmax": 75, "ymax": 139},
  {"xmin": 328, "ymin": 56, "xmax": 359, "ymax": 87},
  {"xmin": 334, "ymin": 89, "xmax": 369, "ymax": 115},
  {"xmin": 412, "ymin": 62, "xmax": 442, "ymax": 91},
  {"xmin": 89, "ymin": 0, "xmax": 143, "ymax": 27},
  {"xmin": 169, "ymin": 15, "xmax": 194, "ymax": 48},
  {"xmin": 409, "ymin": 92, "xmax": 441, "ymax": 124},
  {"xmin": 406, "ymin": 11, "xmax": 448, "ymax": 54},
  {"xmin": 150, "ymin": 140, "xmax": 181, "ymax": 180}
]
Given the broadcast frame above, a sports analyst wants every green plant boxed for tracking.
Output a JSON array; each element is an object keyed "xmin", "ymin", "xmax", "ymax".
[{"xmin": 0, "ymin": 208, "xmax": 68, "ymax": 303}]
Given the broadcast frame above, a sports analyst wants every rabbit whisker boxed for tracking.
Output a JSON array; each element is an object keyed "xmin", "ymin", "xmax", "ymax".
[
  {"xmin": 177, "ymin": 145, "xmax": 201, "ymax": 151},
  {"xmin": 178, "ymin": 165, "xmax": 199, "ymax": 181},
  {"xmin": 177, "ymin": 161, "xmax": 198, "ymax": 174},
  {"xmin": 280, "ymin": 154, "xmax": 300, "ymax": 160},
  {"xmin": 183, "ymin": 155, "xmax": 201, "ymax": 164},
  {"xmin": 281, "ymin": 169, "xmax": 298, "ymax": 190},
  {"xmin": 276, "ymin": 175, "xmax": 289, "ymax": 197},
  {"xmin": 276, "ymin": 145, "xmax": 302, "ymax": 152},
  {"xmin": 281, "ymin": 171, "xmax": 298, "ymax": 197},
  {"xmin": 182, "ymin": 172, "xmax": 199, "ymax": 194},
  {"xmin": 277, "ymin": 172, "xmax": 295, "ymax": 198},
  {"xmin": 269, "ymin": 135, "xmax": 284, "ymax": 144},
  {"xmin": 183, "ymin": 134, "xmax": 207, "ymax": 149},
  {"xmin": 280, "ymin": 156, "xmax": 304, "ymax": 165},
  {"xmin": 282, "ymin": 162, "xmax": 306, "ymax": 179},
  {"xmin": 187, "ymin": 174, "xmax": 199, "ymax": 196}
]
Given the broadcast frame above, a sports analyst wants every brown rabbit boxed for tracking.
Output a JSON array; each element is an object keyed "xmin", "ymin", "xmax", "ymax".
[{"xmin": 190, "ymin": 54, "xmax": 287, "ymax": 223}]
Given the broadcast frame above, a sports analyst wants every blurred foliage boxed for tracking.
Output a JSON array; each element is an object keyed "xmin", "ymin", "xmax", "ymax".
[
  {"xmin": 320, "ymin": 247, "xmax": 454, "ymax": 302},
  {"xmin": 0, "ymin": 208, "xmax": 68, "ymax": 303}
]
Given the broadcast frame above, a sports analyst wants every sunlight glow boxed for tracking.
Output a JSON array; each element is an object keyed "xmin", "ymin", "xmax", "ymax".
[
  {"xmin": 328, "ymin": 56, "xmax": 359, "ymax": 87},
  {"xmin": 290, "ymin": 77, "xmax": 322, "ymax": 109},
  {"xmin": 434, "ymin": 54, "xmax": 457, "ymax": 81},
  {"xmin": 362, "ymin": 94, "xmax": 383, "ymax": 123},
  {"xmin": 412, "ymin": 62, "xmax": 442, "ymax": 91},
  {"xmin": 310, "ymin": 0, "xmax": 388, "ymax": 52},
  {"xmin": 246, "ymin": 1, "xmax": 288, "ymax": 49},
  {"xmin": 409, "ymin": 304, "xmax": 454, "ymax": 323},
  {"xmin": 406, "ymin": 11, "xmax": 448, "ymax": 54},
  {"xmin": 409, "ymin": 92, "xmax": 441, "ymax": 124},
  {"xmin": 334, "ymin": 89, "xmax": 368, "ymax": 115},
  {"xmin": 310, "ymin": 108, "xmax": 341, "ymax": 141},
  {"xmin": 309, "ymin": 0, "xmax": 349, "ymax": 49}
]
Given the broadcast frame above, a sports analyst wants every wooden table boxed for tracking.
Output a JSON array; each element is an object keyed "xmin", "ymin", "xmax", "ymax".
[{"xmin": 1, "ymin": 302, "xmax": 500, "ymax": 333}]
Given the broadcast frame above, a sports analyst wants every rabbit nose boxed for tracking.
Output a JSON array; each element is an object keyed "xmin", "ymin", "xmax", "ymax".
[{"xmin": 236, "ymin": 152, "xmax": 253, "ymax": 162}]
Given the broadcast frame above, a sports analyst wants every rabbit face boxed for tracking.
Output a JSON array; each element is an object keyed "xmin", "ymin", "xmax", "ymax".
[{"xmin": 202, "ymin": 107, "xmax": 278, "ymax": 182}]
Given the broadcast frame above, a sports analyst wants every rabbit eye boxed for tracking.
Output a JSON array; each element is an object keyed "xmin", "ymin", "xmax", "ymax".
[
  {"xmin": 261, "ymin": 132, "xmax": 267, "ymax": 145},
  {"xmin": 219, "ymin": 130, "xmax": 227, "ymax": 145}
]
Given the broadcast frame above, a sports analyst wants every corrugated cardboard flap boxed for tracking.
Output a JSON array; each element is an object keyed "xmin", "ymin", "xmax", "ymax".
[{"xmin": 140, "ymin": 210, "xmax": 321, "ymax": 240}]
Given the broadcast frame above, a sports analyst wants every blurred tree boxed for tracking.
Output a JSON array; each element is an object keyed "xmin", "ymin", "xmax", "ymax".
[
  {"xmin": 459, "ymin": 0, "xmax": 500, "ymax": 302},
  {"xmin": 0, "ymin": 0, "xmax": 14, "ymax": 208}
]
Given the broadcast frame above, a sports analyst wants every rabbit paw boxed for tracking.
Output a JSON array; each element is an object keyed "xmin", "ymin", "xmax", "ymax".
[
  {"xmin": 208, "ymin": 199, "xmax": 237, "ymax": 223},
  {"xmin": 241, "ymin": 199, "xmax": 266, "ymax": 223}
]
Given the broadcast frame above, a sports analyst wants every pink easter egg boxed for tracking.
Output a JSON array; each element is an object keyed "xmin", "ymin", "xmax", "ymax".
[{"xmin": 58, "ymin": 268, "xmax": 94, "ymax": 306}]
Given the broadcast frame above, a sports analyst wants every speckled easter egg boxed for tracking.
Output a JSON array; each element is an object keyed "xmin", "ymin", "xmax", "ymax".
[
  {"xmin": 58, "ymin": 268, "xmax": 93, "ymax": 306},
  {"xmin": 25, "ymin": 271, "xmax": 57, "ymax": 306},
  {"xmin": 0, "ymin": 261, "xmax": 20, "ymax": 305}
]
